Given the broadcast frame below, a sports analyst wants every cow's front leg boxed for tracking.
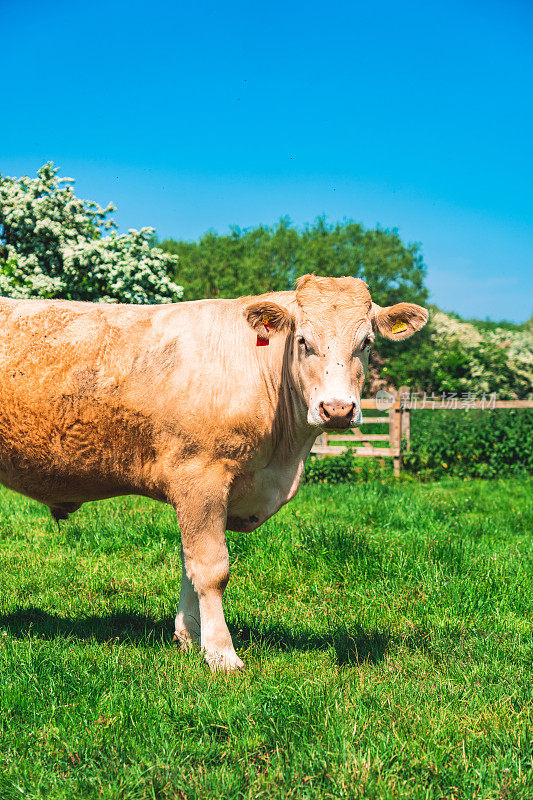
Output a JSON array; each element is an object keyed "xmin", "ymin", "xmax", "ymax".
[{"xmin": 174, "ymin": 484, "xmax": 243, "ymax": 673}]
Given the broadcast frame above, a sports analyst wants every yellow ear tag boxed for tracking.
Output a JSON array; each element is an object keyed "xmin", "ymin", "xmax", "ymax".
[
  {"xmin": 392, "ymin": 321, "xmax": 408, "ymax": 334},
  {"xmin": 262, "ymin": 314, "xmax": 270, "ymax": 326}
]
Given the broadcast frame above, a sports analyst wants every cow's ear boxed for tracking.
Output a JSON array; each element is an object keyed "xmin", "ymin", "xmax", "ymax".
[
  {"xmin": 371, "ymin": 302, "xmax": 428, "ymax": 340},
  {"xmin": 244, "ymin": 301, "xmax": 293, "ymax": 340}
]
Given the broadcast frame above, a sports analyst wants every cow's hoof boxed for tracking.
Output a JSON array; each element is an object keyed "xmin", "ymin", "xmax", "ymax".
[
  {"xmin": 204, "ymin": 649, "xmax": 245, "ymax": 673},
  {"xmin": 173, "ymin": 632, "xmax": 196, "ymax": 652}
]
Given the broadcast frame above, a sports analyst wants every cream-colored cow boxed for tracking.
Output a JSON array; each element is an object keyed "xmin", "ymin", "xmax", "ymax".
[{"xmin": 0, "ymin": 275, "xmax": 427, "ymax": 671}]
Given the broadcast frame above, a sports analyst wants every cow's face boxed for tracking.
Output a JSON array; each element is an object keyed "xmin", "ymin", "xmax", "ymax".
[{"xmin": 245, "ymin": 275, "xmax": 428, "ymax": 430}]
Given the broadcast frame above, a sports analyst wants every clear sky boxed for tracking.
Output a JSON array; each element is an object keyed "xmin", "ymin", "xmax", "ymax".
[{"xmin": 1, "ymin": 0, "xmax": 532, "ymax": 321}]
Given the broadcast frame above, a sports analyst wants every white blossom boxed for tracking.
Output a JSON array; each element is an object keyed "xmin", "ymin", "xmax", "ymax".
[
  {"xmin": 431, "ymin": 310, "xmax": 533, "ymax": 398},
  {"xmin": 0, "ymin": 162, "xmax": 183, "ymax": 304}
]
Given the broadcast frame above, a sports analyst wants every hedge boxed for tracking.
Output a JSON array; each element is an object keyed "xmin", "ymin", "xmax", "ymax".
[
  {"xmin": 403, "ymin": 408, "xmax": 533, "ymax": 479},
  {"xmin": 304, "ymin": 409, "xmax": 533, "ymax": 483}
]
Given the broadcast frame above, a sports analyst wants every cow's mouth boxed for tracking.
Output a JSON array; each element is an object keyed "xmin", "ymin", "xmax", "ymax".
[
  {"xmin": 322, "ymin": 419, "xmax": 355, "ymax": 431},
  {"xmin": 226, "ymin": 515, "xmax": 261, "ymax": 533}
]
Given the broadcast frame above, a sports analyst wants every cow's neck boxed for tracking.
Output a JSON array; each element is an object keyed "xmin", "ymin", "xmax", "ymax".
[{"xmin": 263, "ymin": 342, "xmax": 317, "ymax": 467}]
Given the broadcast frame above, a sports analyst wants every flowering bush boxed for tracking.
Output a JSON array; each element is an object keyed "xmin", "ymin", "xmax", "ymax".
[
  {"xmin": 0, "ymin": 163, "xmax": 183, "ymax": 304},
  {"xmin": 374, "ymin": 309, "xmax": 533, "ymax": 400},
  {"xmin": 428, "ymin": 311, "xmax": 533, "ymax": 398}
]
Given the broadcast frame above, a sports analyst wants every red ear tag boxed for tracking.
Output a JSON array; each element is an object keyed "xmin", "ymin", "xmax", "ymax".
[{"xmin": 256, "ymin": 313, "xmax": 271, "ymax": 346}]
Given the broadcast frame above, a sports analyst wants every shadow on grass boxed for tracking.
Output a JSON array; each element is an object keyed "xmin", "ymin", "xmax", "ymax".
[
  {"xmin": 230, "ymin": 620, "xmax": 390, "ymax": 665},
  {"xmin": 0, "ymin": 607, "xmax": 174, "ymax": 646},
  {"xmin": 0, "ymin": 607, "xmax": 391, "ymax": 665}
]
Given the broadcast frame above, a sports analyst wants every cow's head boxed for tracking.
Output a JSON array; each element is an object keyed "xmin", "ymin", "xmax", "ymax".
[{"xmin": 245, "ymin": 274, "xmax": 428, "ymax": 429}]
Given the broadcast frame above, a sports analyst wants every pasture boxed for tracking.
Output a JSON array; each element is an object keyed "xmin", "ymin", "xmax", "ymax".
[{"xmin": 0, "ymin": 477, "xmax": 532, "ymax": 799}]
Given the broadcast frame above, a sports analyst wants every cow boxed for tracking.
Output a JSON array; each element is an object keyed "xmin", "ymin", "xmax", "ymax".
[{"xmin": 0, "ymin": 275, "xmax": 428, "ymax": 671}]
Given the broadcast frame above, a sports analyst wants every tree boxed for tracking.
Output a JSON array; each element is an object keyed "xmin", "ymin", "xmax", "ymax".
[
  {"xmin": 0, "ymin": 163, "xmax": 183, "ymax": 304},
  {"xmin": 159, "ymin": 215, "xmax": 428, "ymax": 307}
]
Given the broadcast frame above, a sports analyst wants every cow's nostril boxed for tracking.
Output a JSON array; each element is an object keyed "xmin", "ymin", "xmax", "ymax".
[{"xmin": 319, "ymin": 401, "xmax": 331, "ymax": 420}]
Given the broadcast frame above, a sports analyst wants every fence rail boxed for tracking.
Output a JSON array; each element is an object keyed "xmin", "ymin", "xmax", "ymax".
[{"xmin": 310, "ymin": 388, "xmax": 533, "ymax": 477}]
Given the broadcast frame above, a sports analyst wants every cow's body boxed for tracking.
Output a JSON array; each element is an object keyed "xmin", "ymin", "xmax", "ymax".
[
  {"xmin": 0, "ymin": 277, "xmax": 428, "ymax": 670},
  {"xmin": 0, "ymin": 294, "xmax": 310, "ymax": 527}
]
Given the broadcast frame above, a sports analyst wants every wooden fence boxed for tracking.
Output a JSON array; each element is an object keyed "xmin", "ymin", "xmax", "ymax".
[{"xmin": 310, "ymin": 387, "xmax": 533, "ymax": 477}]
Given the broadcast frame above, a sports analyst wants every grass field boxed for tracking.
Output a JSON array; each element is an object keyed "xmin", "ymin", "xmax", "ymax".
[{"xmin": 0, "ymin": 476, "xmax": 532, "ymax": 799}]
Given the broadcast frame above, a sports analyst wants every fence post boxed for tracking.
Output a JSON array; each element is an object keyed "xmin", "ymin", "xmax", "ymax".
[
  {"xmin": 392, "ymin": 388, "xmax": 402, "ymax": 477},
  {"xmin": 314, "ymin": 431, "xmax": 328, "ymax": 457},
  {"xmin": 399, "ymin": 385, "xmax": 411, "ymax": 451}
]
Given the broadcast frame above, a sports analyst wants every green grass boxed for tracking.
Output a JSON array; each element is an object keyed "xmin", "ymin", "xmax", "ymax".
[{"xmin": 0, "ymin": 477, "xmax": 532, "ymax": 799}]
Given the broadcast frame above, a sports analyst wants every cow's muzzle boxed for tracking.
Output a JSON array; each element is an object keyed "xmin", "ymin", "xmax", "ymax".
[{"xmin": 318, "ymin": 400, "xmax": 357, "ymax": 428}]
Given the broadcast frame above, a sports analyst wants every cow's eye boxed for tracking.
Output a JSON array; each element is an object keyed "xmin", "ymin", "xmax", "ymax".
[
  {"xmin": 361, "ymin": 336, "xmax": 373, "ymax": 351},
  {"xmin": 297, "ymin": 336, "xmax": 313, "ymax": 355}
]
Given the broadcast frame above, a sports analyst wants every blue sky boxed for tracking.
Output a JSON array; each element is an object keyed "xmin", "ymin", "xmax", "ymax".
[{"xmin": 1, "ymin": 0, "xmax": 532, "ymax": 321}]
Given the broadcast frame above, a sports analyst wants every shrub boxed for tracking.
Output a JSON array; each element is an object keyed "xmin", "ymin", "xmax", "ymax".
[
  {"xmin": 304, "ymin": 451, "xmax": 391, "ymax": 484},
  {"xmin": 403, "ymin": 408, "xmax": 533, "ymax": 479},
  {"xmin": 0, "ymin": 162, "xmax": 183, "ymax": 304}
]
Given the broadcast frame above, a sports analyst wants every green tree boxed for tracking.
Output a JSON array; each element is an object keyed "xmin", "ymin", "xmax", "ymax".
[{"xmin": 159, "ymin": 216, "xmax": 427, "ymax": 307}]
